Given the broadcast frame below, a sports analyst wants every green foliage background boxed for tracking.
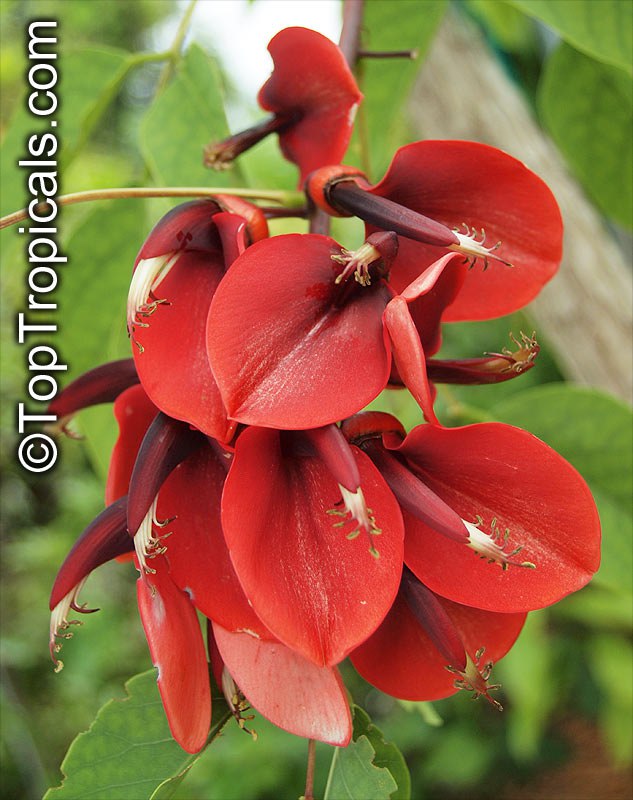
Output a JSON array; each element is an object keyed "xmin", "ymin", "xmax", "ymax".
[{"xmin": 1, "ymin": 1, "xmax": 631, "ymax": 798}]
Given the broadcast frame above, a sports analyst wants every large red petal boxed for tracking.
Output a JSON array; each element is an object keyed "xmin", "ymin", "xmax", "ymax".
[
  {"xmin": 369, "ymin": 141, "xmax": 562, "ymax": 321},
  {"xmin": 136, "ymin": 558, "xmax": 211, "ymax": 753},
  {"xmin": 258, "ymin": 27, "xmax": 362, "ymax": 184},
  {"xmin": 207, "ymin": 235, "xmax": 392, "ymax": 429},
  {"xmin": 393, "ymin": 423, "xmax": 600, "ymax": 612},
  {"xmin": 105, "ymin": 385, "xmax": 157, "ymax": 504},
  {"xmin": 213, "ymin": 623, "xmax": 352, "ymax": 746},
  {"xmin": 157, "ymin": 445, "xmax": 272, "ymax": 639},
  {"xmin": 351, "ymin": 592, "xmax": 525, "ymax": 700},
  {"xmin": 221, "ymin": 427, "xmax": 404, "ymax": 666},
  {"xmin": 132, "ymin": 245, "xmax": 234, "ymax": 442}
]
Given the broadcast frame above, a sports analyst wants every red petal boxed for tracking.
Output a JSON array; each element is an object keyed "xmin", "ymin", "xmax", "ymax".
[
  {"xmin": 351, "ymin": 592, "xmax": 525, "ymax": 700},
  {"xmin": 138, "ymin": 200, "xmax": 222, "ymax": 259},
  {"xmin": 207, "ymin": 235, "xmax": 392, "ymax": 429},
  {"xmin": 213, "ymin": 623, "xmax": 352, "ymax": 746},
  {"xmin": 157, "ymin": 445, "xmax": 272, "ymax": 639},
  {"xmin": 221, "ymin": 427, "xmax": 404, "ymax": 665},
  {"xmin": 136, "ymin": 558, "xmax": 211, "ymax": 753},
  {"xmin": 105, "ymin": 385, "xmax": 158, "ymax": 504},
  {"xmin": 132, "ymin": 245, "xmax": 235, "ymax": 442},
  {"xmin": 383, "ymin": 297, "xmax": 437, "ymax": 424},
  {"xmin": 393, "ymin": 423, "xmax": 601, "ymax": 612},
  {"xmin": 370, "ymin": 141, "xmax": 562, "ymax": 321},
  {"xmin": 258, "ymin": 28, "xmax": 362, "ymax": 184}
]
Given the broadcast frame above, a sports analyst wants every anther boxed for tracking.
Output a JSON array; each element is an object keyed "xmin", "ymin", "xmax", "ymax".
[{"xmin": 464, "ymin": 516, "xmax": 536, "ymax": 570}]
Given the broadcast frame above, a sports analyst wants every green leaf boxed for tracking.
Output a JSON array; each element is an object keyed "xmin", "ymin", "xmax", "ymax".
[
  {"xmin": 324, "ymin": 705, "xmax": 408, "ymax": 800},
  {"xmin": 491, "ymin": 385, "xmax": 632, "ymax": 511},
  {"xmin": 141, "ymin": 44, "xmax": 239, "ymax": 187},
  {"xmin": 538, "ymin": 42, "xmax": 632, "ymax": 227},
  {"xmin": 508, "ymin": 0, "xmax": 633, "ymax": 73},
  {"xmin": 585, "ymin": 633, "xmax": 633, "ymax": 764},
  {"xmin": 45, "ymin": 669, "xmax": 231, "ymax": 800},
  {"xmin": 56, "ymin": 199, "xmax": 146, "ymax": 478},
  {"xmin": 0, "ymin": 46, "xmax": 129, "ymax": 216},
  {"xmin": 491, "ymin": 385, "xmax": 633, "ymax": 597},
  {"xmin": 60, "ymin": 47, "xmax": 131, "ymax": 164},
  {"xmin": 495, "ymin": 610, "xmax": 559, "ymax": 761},
  {"xmin": 355, "ymin": 0, "xmax": 446, "ymax": 179},
  {"xmin": 59, "ymin": 200, "xmax": 145, "ymax": 379}
]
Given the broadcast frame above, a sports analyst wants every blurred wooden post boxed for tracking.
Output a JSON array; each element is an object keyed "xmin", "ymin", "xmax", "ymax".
[{"xmin": 410, "ymin": 14, "xmax": 632, "ymax": 402}]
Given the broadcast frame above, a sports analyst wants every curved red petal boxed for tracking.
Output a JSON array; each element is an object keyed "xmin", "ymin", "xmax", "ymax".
[
  {"xmin": 136, "ymin": 558, "xmax": 211, "ymax": 753},
  {"xmin": 258, "ymin": 27, "xmax": 362, "ymax": 184},
  {"xmin": 157, "ymin": 445, "xmax": 272, "ymax": 639},
  {"xmin": 138, "ymin": 199, "xmax": 222, "ymax": 259},
  {"xmin": 221, "ymin": 427, "xmax": 404, "ymax": 666},
  {"xmin": 132, "ymin": 245, "xmax": 235, "ymax": 442},
  {"xmin": 105, "ymin": 385, "xmax": 158, "ymax": 505},
  {"xmin": 370, "ymin": 140, "xmax": 563, "ymax": 321},
  {"xmin": 207, "ymin": 235, "xmax": 392, "ymax": 429},
  {"xmin": 393, "ymin": 423, "xmax": 601, "ymax": 612},
  {"xmin": 351, "ymin": 591, "xmax": 525, "ymax": 701},
  {"xmin": 213, "ymin": 623, "xmax": 352, "ymax": 746}
]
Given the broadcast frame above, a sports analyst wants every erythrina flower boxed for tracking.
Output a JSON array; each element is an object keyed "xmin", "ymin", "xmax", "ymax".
[
  {"xmin": 48, "ymin": 373, "xmax": 406, "ymax": 745},
  {"xmin": 204, "ymin": 27, "xmax": 362, "ymax": 185},
  {"xmin": 341, "ymin": 412, "xmax": 601, "ymax": 613},
  {"xmin": 207, "ymin": 230, "xmax": 464, "ymax": 429},
  {"xmin": 350, "ymin": 567, "xmax": 526, "ymax": 706},
  {"xmin": 220, "ymin": 423, "xmax": 405, "ymax": 666},
  {"xmin": 306, "ymin": 140, "xmax": 563, "ymax": 327},
  {"xmin": 127, "ymin": 196, "xmax": 268, "ymax": 443}
]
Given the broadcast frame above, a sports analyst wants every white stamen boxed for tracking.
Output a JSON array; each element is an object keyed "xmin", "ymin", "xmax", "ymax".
[
  {"xmin": 449, "ymin": 226, "xmax": 512, "ymax": 269},
  {"xmin": 339, "ymin": 485, "xmax": 373, "ymax": 533},
  {"xmin": 49, "ymin": 578, "xmax": 89, "ymax": 672},
  {"xmin": 133, "ymin": 497, "xmax": 170, "ymax": 574},
  {"xmin": 463, "ymin": 518, "xmax": 535, "ymax": 570},
  {"xmin": 126, "ymin": 252, "xmax": 180, "ymax": 333}
]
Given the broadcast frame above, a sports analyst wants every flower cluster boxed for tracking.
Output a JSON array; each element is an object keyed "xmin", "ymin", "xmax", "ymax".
[{"xmin": 49, "ymin": 27, "xmax": 600, "ymax": 754}]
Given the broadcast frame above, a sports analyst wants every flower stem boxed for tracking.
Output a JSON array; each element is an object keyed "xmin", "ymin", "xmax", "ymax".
[
  {"xmin": 0, "ymin": 186, "xmax": 304, "ymax": 230},
  {"xmin": 304, "ymin": 738, "xmax": 317, "ymax": 800}
]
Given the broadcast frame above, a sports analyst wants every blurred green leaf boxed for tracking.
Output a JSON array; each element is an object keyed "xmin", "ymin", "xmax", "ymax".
[
  {"xmin": 0, "ymin": 46, "xmax": 130, "ymax": 216},
  {"xmin": 586, "ymin": 633, "xmax": 633, "ymax": 764},
  {"xmin": 467, "ymin": 0, "xmax": 538, "ymax": 51},
  {"xmin": 59, "ymin": 200, "xmax": 144, "ymax": 379},
  {"xmin": 141, "ymin": 44, "xmax": 239, "ymax": 187},
  {"xmin": 355, "ymin": 0, "xmax": 446, "ymax": 179},
  {"xmin": 57, "ymin": 200, "xmax": 146, "ymax": 477},
  {"xmin": 491, "ymin": 385, "xmax": 632, "ymax": 511},
  {"xmin": 554, "ymin": 584, "xmax": 633, "ymax": 630},
  {"xmin": 491, "ymin": 385, "xmax": 633, "ymax": 597},
  {"xmin": 508, "ymin": 0, "xmax": 633, "ymax": 73},
  {"xmin": 61, "ymin": 47, "xmax": 131, "ymax": 164},
  {"xmin": 495, "ymin": 610, "xmax": 558, "ymax": 761},
  {"xmin": 45, "ymin": 669, "xmax": 230, "ymax": 800},
  {"xmin": 324, "ymin": 705, "xmax": 405, "ymax": 800},
  {"xmin": 538, "ymin": 42, "xmax": 632, "ymax": 228}
]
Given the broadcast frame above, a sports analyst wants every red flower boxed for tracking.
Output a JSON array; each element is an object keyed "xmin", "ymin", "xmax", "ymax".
[
  {"xmin": 307, "ymin": 140, "xmax": 563, "ymax": 331},
  {"xmin": 351, "ymin": 568, "xmax": 526, "ymax": 706},
  {"xmin": 342, "ymin": 412, "xmax": 601, "ymax": 614},
  {"xmin": 127, "ymin": 197, "xmax": 267, "ymax": 443},
  {"xmin": 207, "ymin": 231, "xmax": 461, "ymax": 429},
  {"xmin": 204, "ymin": 27, "xmax": 362, "ymax": 185},
  {"xmin": 48, "ymin": 377, "xmax": 398, "ymax": 749}
]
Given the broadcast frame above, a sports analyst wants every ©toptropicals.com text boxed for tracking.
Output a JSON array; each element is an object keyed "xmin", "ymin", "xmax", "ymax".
[{"xmin": 16, "ymin": 21, "xmax": 66, "ymax": 473}]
